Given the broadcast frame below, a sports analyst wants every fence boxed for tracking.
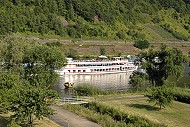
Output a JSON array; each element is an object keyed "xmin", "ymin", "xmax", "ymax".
[{"xmin": 57, "ymin": 96, "xmax": 92, "ymax": 105}]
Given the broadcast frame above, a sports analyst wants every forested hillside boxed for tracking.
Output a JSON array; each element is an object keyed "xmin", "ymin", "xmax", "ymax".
[{"xmin": 1, "ymin": 0, "xmax": 190, "ymax": 41}]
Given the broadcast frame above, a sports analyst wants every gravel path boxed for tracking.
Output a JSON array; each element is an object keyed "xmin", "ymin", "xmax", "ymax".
[{"xmin": 50, "ymin": 105, "xmax": 102, "ymax": 127}]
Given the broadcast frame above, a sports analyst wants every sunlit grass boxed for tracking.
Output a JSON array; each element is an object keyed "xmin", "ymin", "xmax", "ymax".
[
  {"xmin": 102, "ymin": 97, "xmax": 190, "ymax": 127},
  {"xmin": 0, "ymin": 113, "xmax": 60, "ymax": 127}
]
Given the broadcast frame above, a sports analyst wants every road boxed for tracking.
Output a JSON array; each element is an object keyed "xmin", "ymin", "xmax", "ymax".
[{"xmin": 50, "ymin": 95, "xmax": 146, "ymax": 127}]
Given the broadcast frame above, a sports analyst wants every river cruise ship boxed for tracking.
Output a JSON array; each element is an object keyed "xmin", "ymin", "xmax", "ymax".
[{"xmin": 56, "ymin": 56, "xmax": 138, "ymax": 75}]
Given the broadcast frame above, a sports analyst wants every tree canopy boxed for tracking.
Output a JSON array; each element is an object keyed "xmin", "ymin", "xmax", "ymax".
[
  {"xmin": 0, "ymin": 36, "xmax": 66, "ymax": 126},
  {"xmin": 139, "ymin": 44, "xmax": 188, "ymax": 86},
  {"xmin": 1, "ymin": 0, "xmax": 190, "ymax": 41}
]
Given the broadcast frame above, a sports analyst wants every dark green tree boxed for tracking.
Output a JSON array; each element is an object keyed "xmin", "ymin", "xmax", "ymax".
[
  {"xmin": 100, "ymin": 47, "xmax": 106, "ymax": 56},
  {"xmin": 134, "ymin": 40, "xmax": 150, "ymax": 50},
  {"xmin": 65, "ymin": 47, "xmax": 79, "ymax": 60},
  {"xmin": 129, "ymin": 71, "xmax": 148, "ymax": 91},
  {"xmin": 139, "ymin": 44, "xmax": 187, "ymax": 86},
  {"xmin": 0, "ymin": 37, "xmax": 66, "ymax": 126}
]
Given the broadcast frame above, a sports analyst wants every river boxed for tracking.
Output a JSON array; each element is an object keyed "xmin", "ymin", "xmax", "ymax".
[
  {"xmin": 55, "ymin": 64, "xmax": 190, "ymax": 98},
  {"xmin": 55, "ymin": 72, "xmax": 133, "ymax": 97}
]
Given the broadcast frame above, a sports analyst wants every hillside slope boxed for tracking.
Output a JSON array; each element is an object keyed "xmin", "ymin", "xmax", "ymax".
[{"xmin": 1, "ymin": 0, "xmax": 190, "ymax": 42}]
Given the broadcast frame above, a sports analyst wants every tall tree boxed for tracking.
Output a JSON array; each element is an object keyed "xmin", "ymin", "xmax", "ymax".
[
  {"xmin": 0, "ymin": 37, "xmax": 66, "ymax": 126},
  {"xmin": 0, "ymin": 36, "xmax": 35, "ymax": 73},
  {"xmin": 139, "ymin": 44, "xmax": 187, "ymax": 86},
  {"xmin": 23, "ymin": 45, "xmax": 67, "ymax": 87}
]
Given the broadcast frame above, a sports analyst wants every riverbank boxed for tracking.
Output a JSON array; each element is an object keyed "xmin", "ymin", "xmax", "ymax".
[{"xmin": 61, "ymin": 93, "xmax": 190, "ymax": 127}]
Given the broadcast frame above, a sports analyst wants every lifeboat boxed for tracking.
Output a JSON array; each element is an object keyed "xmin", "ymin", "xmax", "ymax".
[{"xmin": 64, "ymin": 82, "xmax": 74, "ymax": 89}]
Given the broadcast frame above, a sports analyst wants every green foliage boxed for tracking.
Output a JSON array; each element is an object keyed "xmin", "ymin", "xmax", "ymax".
[
  {"xmin": 0, "ymin": 36, "xmax": 66, "ymax": 126},
  {"xmin": 161, "ymin": 23, "xmax": 188, "ymax": 41},
  {"xmin": 145, "ymin": 86, "xmax": 174, "ymax": 109},
  {"xmin": 74, "ymin": 83, "xmax": 106, "ymax": 96},
  {"xmin": 64, "ymin": 48, "xmax": 79, "ymax": 60},
  {"xmin": 23, "ymin": 44, "xmax": 66, "ymax": 87},
  {"xmin": 134, "ymin": 40, "xmax": 150, "ymax": 50},
  {"xmin": 46, "ymin": 41, "xmax": 63, "ymax": 47},
  {"xmin": 2, "ymin": 83, "xmax": 58, "ymax": 126},
  {"xmin": 171, "ymin": 87, "xmax": 190, "ymax": 104},
  {"xmin": 0, "ymin": 36, "xmax": 34, "ymax": 72},
  {"xmin": 0, "ymin": 73, "xmax": 20, "ymax": 89},
  {"xmin": 129, "ymin": 71, "xmax": 148, "ymax": 92},
  {"xmin": 82, "ymin": 102, "xmax": 161, "ymax": 126},
  {"xmin": 1, "ymin": 0, "xmax": 190, "ymax": 41},
  {"xmin": 100, "ymin": 47, "xmax": 106, "ymax": 55},
  {"xmin": 139, "ymin": 44, "xmax": 187, "ymax": 86}
]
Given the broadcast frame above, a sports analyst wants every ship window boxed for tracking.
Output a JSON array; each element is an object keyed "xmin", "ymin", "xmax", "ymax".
[
  {"xmin": 73, "ymin": 70, "xmax": 76, "ymax": 72},
  {"xmin": 83, "ymin": 70, "xmax": 85, "ymax": 72},
  {"xmin": 78, "ymin": 70, "xmax": 81, "ymax": 72},
  {"xmin": 68, "ymin": 70, "xmax": 70, "ymax": 72}
]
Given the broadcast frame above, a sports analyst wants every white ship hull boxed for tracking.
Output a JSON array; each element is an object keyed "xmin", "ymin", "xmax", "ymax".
[{"xmin": 56, "ymin": 57, "xmax": 137, "ymax": 75}]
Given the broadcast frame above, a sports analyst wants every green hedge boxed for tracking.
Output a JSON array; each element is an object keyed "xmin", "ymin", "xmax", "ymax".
[
  {"xmin": 172, "ymin": 87, "xmax": 190, "ymax": 104},
  {"xmin": 83, "ymin": 102, "xmax": 163, "ymax": 127}
]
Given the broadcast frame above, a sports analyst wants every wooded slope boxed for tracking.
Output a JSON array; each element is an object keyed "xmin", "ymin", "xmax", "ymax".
[{"xmin": 1, "ymin": 0, "xmax": 190, "ymax": 41}]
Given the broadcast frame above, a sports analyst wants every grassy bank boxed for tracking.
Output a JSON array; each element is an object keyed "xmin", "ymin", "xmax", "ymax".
[
  {"xmin": 62, "ymin": 92, "xmax": 190, "ymax": 127},
  {"xmin": 0, "ymin": 113, "xmax": 60, "ymax": 127},
  {"xmin": 101, "ymin": 96, "xmax": 190, "ymax": 127},
  {"xmin": 63, "ymin": 101, "xmax": 162, "ymax": 127}
]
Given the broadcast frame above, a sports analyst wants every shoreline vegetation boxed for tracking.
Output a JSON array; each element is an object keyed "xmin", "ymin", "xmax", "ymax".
[
  {"xmin": 0, "ymin": 35, "xmax": 189, "ymax": 126},
  {"xmin": 1, "ymin": 0, "xmax": 190, "ymax": 126},
  {"xmin": 61, "ymin": 84, "xmax": 190, "ymax": 127}
]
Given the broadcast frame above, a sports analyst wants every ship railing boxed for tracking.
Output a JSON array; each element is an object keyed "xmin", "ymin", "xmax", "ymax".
[{"xmin": 72, "ymin": 59, "xmax": 129, "ymax": 63}]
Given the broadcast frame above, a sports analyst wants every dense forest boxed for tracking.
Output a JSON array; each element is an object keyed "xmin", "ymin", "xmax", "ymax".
[{"xmin": 1, "ymin": 0, "xmax": 190, "ymax": 41}]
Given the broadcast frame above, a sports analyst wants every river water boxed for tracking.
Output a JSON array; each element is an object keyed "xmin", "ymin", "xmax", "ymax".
[
  {"xmin": 55, "ymin": 72, "xmax": 133, "ymax": 97},
  {"xmin": 55, "ymin": 64, "xmax": 190, "ymax": 98}
]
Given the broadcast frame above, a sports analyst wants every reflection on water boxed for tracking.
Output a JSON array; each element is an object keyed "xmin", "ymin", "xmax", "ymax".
[
  {"xmin": 55, "ymin": 72, "xmax": 132, "ymax": 98},
  {"xmin": 54, "ymin": 64, "xmax": 190, "ymax": 98},
  {"xmin": 65, "ymin": 72, "xmax": 132, "ymax": 90}
]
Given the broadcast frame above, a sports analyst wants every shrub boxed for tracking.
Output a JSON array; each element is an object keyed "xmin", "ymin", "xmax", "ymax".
[
  {"xmin": 74, "ymin": 83, "xmax": 106, "ymax": 96},
  {"xmin": 172, "ymin": 87, "xmax": 190, "ymax": 104},
  {"xmin": 83, "ymin": 102, "xmax": 161, "ymax": 126},
  {"xmin": 134, "ymin": 40, "xmax": 150, "ymax": 50}
]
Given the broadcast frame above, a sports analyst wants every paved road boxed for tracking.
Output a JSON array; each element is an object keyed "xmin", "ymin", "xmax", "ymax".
[{"xmin": 50, "ymin": 105, "xmax": 102, "ymax": 127}]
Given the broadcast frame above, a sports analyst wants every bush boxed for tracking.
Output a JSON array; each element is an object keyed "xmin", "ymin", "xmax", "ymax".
[
  {"xmin": 129, "ymin": 71, "xmax": 148, "ymax": 92},
  {"xmin": 172, "ymin": 87, "xmax": 190, "ymax": 104},
  {"xmin": 83, "ymin": 102, "xmax": 161, "ymax": 127},
  {"xmin": 74, "ymin": 83, "xmax": 106, "ymax": 96},
  {"xmin": 134, "ymin": 40, "xmax": 150, "ymax": 50}
]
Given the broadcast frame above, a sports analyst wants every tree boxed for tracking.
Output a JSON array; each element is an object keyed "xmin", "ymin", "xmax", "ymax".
[
  {"xmin": 0, "ymin": 36, "xmax": 35, "ymax": 73},
  {"xmin": 23, "ymin": 45, "xmax": 67, "ymax": 87},
  {"xmin": 139, "ymin": 44, "xmax": 187, "ymax": 86},
  {"xmin": 0, "ymin": 37, "xmax": 66, "ymax": 126},
  {"xmin": 145, "ymin": 86, "xmax": 174, "ymax": 109},
  {"xmin": 65, "ymin": 47, "xmax": 79, "ymax": 60},
  {"xmin": 134, "ymin": 40, "xmax": 150, "ymax": 50},
  {"xmin": 0, "ymin": 76, "xmax": 58, "ymax": 126},
  {"xmin": 129, "ymin": 71, "xmax": 148, "ymax": 91},
  {"xmin": 100, "ymin": 47, "xmax": 106, "ymax": 56}
]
